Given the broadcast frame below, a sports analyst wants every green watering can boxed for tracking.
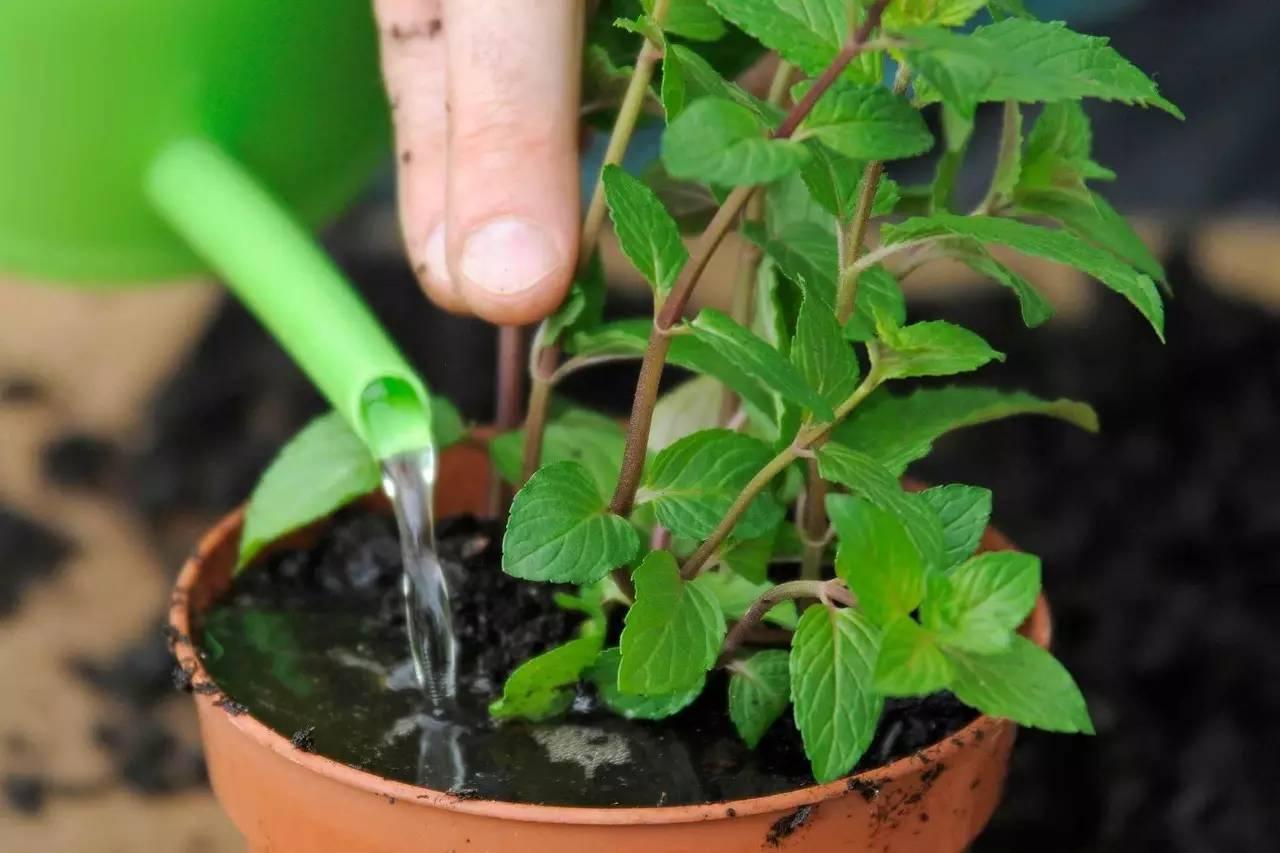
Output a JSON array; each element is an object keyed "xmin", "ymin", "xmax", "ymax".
[{"xmin": 0, "ymin": 0, "xmax": 433, "ymax": 459}]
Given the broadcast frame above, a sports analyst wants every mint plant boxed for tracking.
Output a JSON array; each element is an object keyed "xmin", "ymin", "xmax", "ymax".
[{"xmin": 240, "ymin": 0, "xmax": 1178, "ymax": 784}]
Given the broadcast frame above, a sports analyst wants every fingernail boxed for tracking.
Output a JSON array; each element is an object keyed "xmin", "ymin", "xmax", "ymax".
[
  {"xmin": 422, "ymin": 224, "xmax": 450, "ymax": 286},
  {"xmin": 459, "ymin": 217, "xmax": 561, "ymax": 296}
]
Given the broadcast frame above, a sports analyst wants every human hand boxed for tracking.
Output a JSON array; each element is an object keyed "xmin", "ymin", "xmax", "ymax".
[{"xmin": 374, "ymin": 0, "xmax": 582, "ymax": 325}]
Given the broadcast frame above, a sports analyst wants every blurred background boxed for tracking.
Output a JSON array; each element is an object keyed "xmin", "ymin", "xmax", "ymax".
[{"xmin": 2, "ymin": 0, "xmax": 1278, "ymax": 850}]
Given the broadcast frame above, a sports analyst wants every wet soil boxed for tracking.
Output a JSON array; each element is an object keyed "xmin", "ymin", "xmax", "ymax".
[{"xmin": 197, "ymin": 510, "xmax": 975, "ymax": 808}]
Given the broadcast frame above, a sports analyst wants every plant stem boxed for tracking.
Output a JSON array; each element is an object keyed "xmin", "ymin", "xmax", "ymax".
[
  {"xmin": 717, "ymin": 579, "xmax": 851, "ymax": 665},
  {"xmin": 834, "ymin": 66, "xmax": 912, "ymax": 325},
  {"xmin": 610, "ymin": 0, "xmax": 892, "ymax": 517},
  {"xmin": 519, "ymin": 6, "xmax": 670, "ymax": 484},
  {"xmin": 680, "ymin": 368, "xmax": 882, "ymax": 578},
  {"xmin": 798, "ymin": 458, "xmax": 828, "ymax": 582},
  {"xmin": 975, "ymin": 99, "xmax": 1021, "ymax": 216},
  {"xmin": 489, "ymin": 325, "xmax": 525, "ymax": 515}
]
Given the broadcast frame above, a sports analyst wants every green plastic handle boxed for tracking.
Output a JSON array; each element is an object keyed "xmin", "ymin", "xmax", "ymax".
[{"xmin": 146, "ymin": 137, "xmax": 432, "ymax": 460}]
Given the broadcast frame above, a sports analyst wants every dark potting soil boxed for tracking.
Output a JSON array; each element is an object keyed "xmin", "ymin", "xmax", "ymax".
[
  {"xmin": 0, "ymin": 505, "xmax": 74, "ymax": 618},
  {"xmin": 198, "ymin": 510, "xmax": 974, "ymax": 808}
]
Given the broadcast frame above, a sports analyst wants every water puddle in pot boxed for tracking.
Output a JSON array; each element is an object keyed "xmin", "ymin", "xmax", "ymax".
[{"xmin": 197, "ymin": 511, "xmax": 973, "ymax": 807}]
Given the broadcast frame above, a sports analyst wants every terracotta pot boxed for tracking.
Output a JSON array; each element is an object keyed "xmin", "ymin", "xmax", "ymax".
[{"xmin": 170, "ymin": 435, "xmax": 1051, "ymax": 852}]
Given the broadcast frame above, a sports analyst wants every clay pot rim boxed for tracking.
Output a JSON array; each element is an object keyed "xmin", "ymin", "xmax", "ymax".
[{"xmin": 171, "ymin": 489, "xmax": 1051, "ymax": 828}]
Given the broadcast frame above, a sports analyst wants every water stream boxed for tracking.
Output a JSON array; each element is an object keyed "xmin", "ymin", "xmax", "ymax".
[{"xmin": 379, "ymin": 447, "xmax": 457, "ymax": 704}]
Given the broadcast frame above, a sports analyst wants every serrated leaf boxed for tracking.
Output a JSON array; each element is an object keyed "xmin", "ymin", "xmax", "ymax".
[
  {"xmin": 490, "ymin": 634, "xmax": 603, "ymax": 721},
  {"xmin": 239, "ymin": 412, "xmax": 380, "ymax": 568},
  {"xmin": 491, "ymin": 407, "xmax": 624, "ymax": 495},
  {"xmin": 644, "ymin": 0, "xmax": 726, "ymax": 40},
  {"xmin": 952, "ymin": 240, "xmax": 1053, "ymax": 327},
  {"xmin": 902, "ymin": 19, "xmax": 1182, "ymax": 117},
  {"xmin": 614, "ymin": 14, "xmax": 665, "ymax": 44},
  {"xmin": 661, "ymin": 44, "xmax": 775, "ymax": 122},
  {"xmin": 1018, "ymin": 102, "xmax": 1114, "ymax": 199},
  {"xmin": 843, "ymin": 265, "xmax": 906, "ymax": 342},
  {"xmin": 923, "ymin": 551, "xmax": 1040, "ymax": 653},
  {"xmin": 919, "ymin": 484, "xmax": 991, "ymax": 569},
  {"xmin": 503, "ymin": 461, "xmax": 640, "ymax": 583},
  {"xmin": 801, "ymin": 144, "xmax": 901, "ymax": 222},
  {"xmin": 590, "ymin": 647, "xmax": 704, "ymax": 719},
  {"xmin": 885, "ymin": 0, "xmax": 989, "ymax": 29},
  {"xmin": 816, "ymin": 443, "xmax": 945, "ymax": 572},
  {"xmin": 884, "ymin": 213, "xmax": 1165, "ymax": 339},
  {"xmin": 602, "ymin": 165, "xmax": 689, "ymax": 292},
  {"xmin": 874, "ymin": 618, "xmax": 952, "ymax": 697},
  {"xmin": 697, "ymin": 570, "xmax": 798, "ymax": 629},
  {"xmin": 832, "ymin": 385, "xmax": 1099, "ymax": 475},
  {"xmin": 638, "ymin": 429, "xmax": 783, "ymax": 540},
  {"xmin": 877, "ymin": 320, "xmax": 1004, "ymax": 380},
  {"xmin": 708, "ymin": 0, "xmax": 882, "ymax": 83},
  {"xmin": 650, "ymin": 375, "xmax": 725, "ymax": 452},
  {"xmin": 791, "ymin": 294, "xmax": 860, "ymax": 409},
  {"xmin": 619, "ymin": 551, "xmax": 727, "ymax": 693},
  {"xmin": 947, "ymin": 635, "xmax": 1094, "ymax": 734},
  {"xmin": 827, "ymin": 495, "xmax": 927, "ymax": 624},
  {"xmin": 691, "ymin": 308, "xmax": 836, "ymax": 420},
  {"xmin": 729, "ymin": 650, "xmax": 792, "ymax": 747},
  {"xmin": 746, "ymin": 220, "xmax": 838, "ymax": 306},
  {"xmin": 1016, "ymin": 190, "xmax": 1165, "ymax": 284},
  {"xmin": 795, "ymin": 81, "xmax": 934, "ymax": 161},
  {"xmin": 662, "ymin": 97, "xmax": 809, "ymax": 187},
  {"xmin": 791, "ymin": 605, "xmax": 884, "ymax": 783}
]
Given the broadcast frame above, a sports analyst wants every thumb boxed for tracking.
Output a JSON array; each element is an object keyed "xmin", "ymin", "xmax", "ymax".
[{"xmin": 440, "ymin": 0, "xmax": 583, "ymax": 325}]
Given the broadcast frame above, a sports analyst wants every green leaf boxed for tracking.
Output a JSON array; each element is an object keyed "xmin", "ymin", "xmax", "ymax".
[
  {"xmin": 644, "ymin": 0, "xmax": 726, "ymax": 40},
  {"xmin": 708, "ymin": 0, "xmax": 881, "ymax": 82},
  {"xmin": 697, "ymin": 570, "xmax": 798, "ymax": 629},
  {"xmin": 567, "ymin": 317, "xmax": 776, "ymax": 417},
  {"xmin": 827, "ymin": 495, "xmax": 927, "ymax": 624},
  {"xmin": 947, "ymin": 635, "xmax": 1094, "ymax": 733},
  {"xmin": 884, "ymin": 213, "xmax": 1165, "ymax": 339},
  {"xmin": 590, "ymin": 647, "xmax": 704, "ymax": 719},
  {"xmin": 952, "ymin": 240, "xmax": 1053, "ymax": 327},
  {"xmin": 923, "ymin": 551, "xmax": 1040, "ymax": 653},
  {"xmin": 885, "ymin": 0, "xmax": 989, "ymax": 29},
  {"xmin": 990, "ymin": 101, "xmax": 1024, "ymax": 202},
  {"xmin": 639, "ymin": 429, "xmax": 783, "ymax": 540},
  {"xmin": 832, "ymin": 385, "xmax": 1099, "ymax": 475},
  {"xmin": 903, "ymin": 19, "xmax": 1182, "ymax": 117},
  {"xmin": 661, "ymin": 44, "xmax": 775, "ymax": 122},
  {"xmin": 790, "ymin": 605, "xmax": 884, "ymax": 782},
  {"xmin": 716, "ymin": 529, "xmax": 778, "ymax": 584},
  {"xmin": 614, "ymin": 14, "xmax": 665, "ymax": 44},
  {"xmin": 843, "ymin": 265, "xmax": 907, "ymax": 342},
  {"xmin": 816, "ymin": 443, "xmax": 945, "ymax": 571},
  {"xmin": 429, "ymin": 396, "xmax": 467, "ymax": 449},
  {"xmin": 791, "ymin": 294, "xmax": 860, "ymax": 409},
  {"xmin": 239, "ymin": 412, "xmax": 380, "ymax": 568},
  {"xmin": 602, "ymin": 165, "xmax": 688, "ymax": 293},
  {"xmin": 801, "ymin": 145, "xmax": 900, "ymax": 222},
  {"xmin": 619, "ymin": 551, "xmax": 726, "ymax": 693},
  {"xmin": 553, "ymin": 582, "xmax": 611, "ymax": 635},
  {"xmin": 1016, "ymin": 190, "xmax": 1165, "ymax": 284},
  {"xmin": 649, "ymin": 375, "xmax": 724, "ymax": 452},
  {"xmin": 690, "ymin": 308, "xmax": 835, "ymax": 420},
  {"xmin": 489, "ymin": 634, "xmax": 603, "ymax": 721},
  {"xmin": 746, "ymin": 220, "xmax": 838, "ymax": 306},
  {"xmin": 662, "ymin": 97, "xmax": 809, "ymax": 187},
  {"xmin": 1017, "ymin": 102, "xmax": 1114, "ymax": 199},
  {"xmin": 919, "ymin": 484, "xmax": 991, "ymax": 569},
  {"xmin": 545, "ymin": 252, "xmax": 606, "ymax": 342},
  {"xmin": 795, "ymin": 81, "xmax": 934, "ymax": 161},
  {"xmin": 503, "ymin": 461, "xmax": 641, "ymax": 583},
  {"xmin": 876, "ymin": 320, "xmax": 1004, "ymax": 380},
  {"xmin": 729, "ymin": 650, "xmax": 792, "ymax": 747},
  {"xmin": 874, "ymin": 618, "xmax": 952, "ymax": 697},
  {"xmin": 491, "ymin": 407, "xmax": 624, "ymax": 496}
]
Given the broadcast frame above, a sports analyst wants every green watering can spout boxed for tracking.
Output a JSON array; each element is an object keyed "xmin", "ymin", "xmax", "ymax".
[
  {"xmin": 0, "ymin": 1, "xmax": 435, "ymax": 461},
  {"xmin": 147, "ymin": 139, "xmax": 433, "ymax": 460}
]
